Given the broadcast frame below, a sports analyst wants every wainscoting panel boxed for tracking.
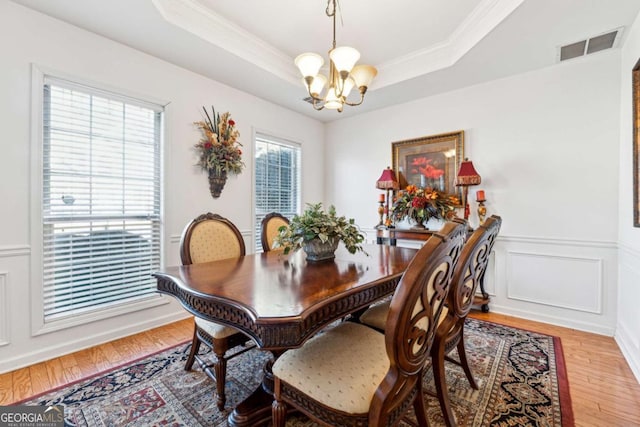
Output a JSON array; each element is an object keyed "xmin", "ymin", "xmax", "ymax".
[
  {"xmin": 616, "ymin": 244, "xmax": 640, "ymax": 382},
  {"xmin": 506, "ymin": 251, "xmax": 602, "ymax": 313},
  {"xmin": 0, "ymin": 272, "xmax": 8, "ymax": 346},
  {"xmin": 491, "ymin": 235, "xmax": 617, "ymax": 335}
]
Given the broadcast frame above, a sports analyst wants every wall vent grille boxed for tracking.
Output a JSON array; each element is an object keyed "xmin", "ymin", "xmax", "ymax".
[{"xmin": 559, "ymin": 28, "xmax": 622, "ymax": 62}]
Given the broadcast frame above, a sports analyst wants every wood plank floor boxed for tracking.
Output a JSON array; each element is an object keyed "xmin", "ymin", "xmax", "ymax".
[{"xmin": 1, "ymin": 313, "xmax": 639, "ymax": 427}]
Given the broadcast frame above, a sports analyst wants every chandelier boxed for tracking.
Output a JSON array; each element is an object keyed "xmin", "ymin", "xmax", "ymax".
[{"xmin": 294, "ymin": 0, "xmax": 377, "ymax": 112}]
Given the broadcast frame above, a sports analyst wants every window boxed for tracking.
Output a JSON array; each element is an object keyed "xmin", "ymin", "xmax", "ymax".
[
  {"xmin": 254, "ymin": 133, "xmax": 301, "ymax": 252},
  {"xmin": 40, "ymin": 75, "xmax": 163, "ymax": 323}
]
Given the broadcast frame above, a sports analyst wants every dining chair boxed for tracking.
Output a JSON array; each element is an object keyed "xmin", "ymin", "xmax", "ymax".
[
  {"xmin": 271, "ymin": 221, "xmax": 467, "ymax": 427},
  {"xmin": 359, "ymin": 216, "xmax": 502, "ymax": 426},
  {"xmin": 260, "ymin": 212, "xmax": 290, "ymax": 252},
  {"xmin": 431, "ymin": 215, "xmax": 501, "ymax": 426},
  {"xmin": 179, "ymin": 212, "xmax": 255, "ymax": 410}
]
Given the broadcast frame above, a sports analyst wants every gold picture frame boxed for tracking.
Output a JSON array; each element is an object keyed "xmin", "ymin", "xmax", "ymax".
[
  {"xmin": 633, "ymin": 59, "xmax": 640, "ymax": 227},
  {"xmin": 392, "ymin": 131, "xmax": 464, "ymax": 206}
]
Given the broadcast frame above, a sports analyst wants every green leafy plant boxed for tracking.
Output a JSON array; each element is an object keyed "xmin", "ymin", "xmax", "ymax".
[{"xmin": 273, "ymin": 203, "xmax": 366, "ymax": 255}]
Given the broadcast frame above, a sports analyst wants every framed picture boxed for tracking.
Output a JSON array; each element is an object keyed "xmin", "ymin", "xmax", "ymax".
[
  {"xmin": 633, "ymin": 59, "xmax": 640, "ymax": 227},
  {"xmin": 391, "ymin": 130, "xmax": 464, "ymax": 205}
]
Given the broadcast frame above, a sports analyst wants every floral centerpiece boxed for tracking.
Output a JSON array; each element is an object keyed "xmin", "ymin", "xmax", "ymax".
[
  {"xmin": 391, "ymin": 185, "xmax": 458, "ymax": 229},
  {"xmin": 273, "ymin": 203, "xmax": 366, "ymax": 261},
  {"xmin": 194, "ymin": 106, "xmax": 244, "ymax": 198}
]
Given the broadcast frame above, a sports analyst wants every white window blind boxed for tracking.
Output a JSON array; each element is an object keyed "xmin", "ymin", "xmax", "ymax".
[
  {"xmin": 254, "ymin": 134, "xmax": 301, "ymax": 252},
  {"xmin": 42, "ymin": 77, "xmax": 162, "ymax": 321}
]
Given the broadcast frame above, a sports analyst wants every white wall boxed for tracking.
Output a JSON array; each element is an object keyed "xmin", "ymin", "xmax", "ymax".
[
  {"xmin": 617, "ymin": 12, "xmax": 640, "ymax": 382},
  {"xmin": 326, "ymin": 50, "xmax": 621, "ymax": 335},
  {"xmin": 0, "ymin": 1, "xmax": 324, "ymax": 372}
]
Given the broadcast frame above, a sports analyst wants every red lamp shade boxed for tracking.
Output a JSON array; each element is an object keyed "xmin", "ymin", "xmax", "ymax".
[
  {"xmin": 376, "ymin": 167, "xmax": 399, "ymax": 190},
  {"xmin": 455, "ymin": 159, "xmax": 481, "ymax": 186}
]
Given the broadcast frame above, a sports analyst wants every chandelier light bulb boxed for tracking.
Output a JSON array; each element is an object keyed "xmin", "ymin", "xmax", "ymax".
[
  {"xmin": 324, "ymin": 87, "xmax": 342, "ymax": 110},
  {"xmin": 341, "ymin": 76, "xmax": 355, "ymax": 98},
  {"xmin": 350, "ymin": 64, "xmax": 378, "ymax": 89},
  {"xmin": 329, "ymin": 46, "xmax": 360, "ymax": 74},
  {"xmin": 295, "ymin": 53, "xmax": 324, "ymax": 78},
  {"xmin": 308, "ymin": 74, "xmax": 327, "ymax": 96}
]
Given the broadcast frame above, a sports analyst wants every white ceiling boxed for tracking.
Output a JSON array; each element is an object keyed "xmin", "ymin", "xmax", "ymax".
[{"xmin": 11, "ymin": 0, "xmax": 640, "ymax": 122}]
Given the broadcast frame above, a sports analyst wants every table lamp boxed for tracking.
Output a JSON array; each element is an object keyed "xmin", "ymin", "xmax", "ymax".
[
  {"xmin": 376, "ymin": 166, "xmax": 399, "ymax": 227},
  {"xmin": 455, "ymin": 158, "xmax": 481, "ymax": 220}
]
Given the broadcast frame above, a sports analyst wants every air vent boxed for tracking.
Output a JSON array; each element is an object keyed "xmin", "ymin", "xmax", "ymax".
[{"xmin": 559, "ymin": 28, "xmax": 622, "ymax": 62}]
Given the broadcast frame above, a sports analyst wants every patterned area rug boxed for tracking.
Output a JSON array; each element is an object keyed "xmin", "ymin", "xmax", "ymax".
[{"xmin": 18, "ymin": 319, "xmax": 573, "ymax": 426}]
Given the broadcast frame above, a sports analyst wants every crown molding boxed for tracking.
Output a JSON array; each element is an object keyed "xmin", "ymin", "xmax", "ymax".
[
  {"xmin": 374, "ymin": 0, "xmax": 525, "ymax": 88},
  {"xmin": 151, "ymin": 0, "xmax": 300, "ymax": 85},
  {"xmin": 152, "ymin": 0, "xmax": 524, "ymax": 90}
]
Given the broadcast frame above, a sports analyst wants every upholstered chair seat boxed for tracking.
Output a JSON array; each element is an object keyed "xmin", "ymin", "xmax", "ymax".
[
  {"xmin": 271, "ymin": 221, "xmax": 467, "ymax": 427},
  {"xmin": 273, "ymin": 321, "xmax": 389, "ymax": 414},
  {"xmin": 193, "ymin": 317, "xmax": 241, "ymax": 340}
]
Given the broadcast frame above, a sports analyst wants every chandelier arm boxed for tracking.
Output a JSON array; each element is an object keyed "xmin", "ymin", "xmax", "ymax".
[
  {"xmin": 311, "ymin": 98, "xmax": 325, "ymax": 111},
  {"xmin": 343, "ymin": 91, "xmax": 366, "ymax": 107}
]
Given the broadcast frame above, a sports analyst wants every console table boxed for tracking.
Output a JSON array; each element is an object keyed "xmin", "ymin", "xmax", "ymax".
[{"xmin": 375, "ymin": 227, "xmax": 490, "ymax": 312}]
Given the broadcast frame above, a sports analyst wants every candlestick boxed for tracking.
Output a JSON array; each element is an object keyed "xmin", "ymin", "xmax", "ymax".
[
  {"xmin": 376, "ymin": 199, "xmax": 385, "ymax": 228},
  {"xmin": 378, "ymin": 193, "xmax": 385, "ymax": 203},
  {"xmin": 476, "ymin": 190, "xmax": 485, "ymax": 202},
  {"xmin": 477, "ymin": 200, "xmax": 487, "ymax": 224}
]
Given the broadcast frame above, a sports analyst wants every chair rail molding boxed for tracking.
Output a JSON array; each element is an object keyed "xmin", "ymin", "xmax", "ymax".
[
  {"xmin": 0, "ymin": 245, "xmax": 30, "ymax": 258},
  {"xmin": 498, "ymin": 234, "xmax": 617, "ymax": 249}
]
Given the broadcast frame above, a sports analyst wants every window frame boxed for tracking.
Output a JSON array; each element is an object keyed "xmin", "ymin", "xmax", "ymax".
[
  {"xmin": 252, "ymin": 129, "xmax": 302, "ymax": 253},
  {"xmin": 29, "ymin": 65, "xmax": 168, "ymax": 335}
]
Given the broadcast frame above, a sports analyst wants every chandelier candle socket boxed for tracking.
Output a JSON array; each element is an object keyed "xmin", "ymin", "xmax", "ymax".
[{"xmin": 295, "ymin": 0, "xmax": 377, "ymax": 112}]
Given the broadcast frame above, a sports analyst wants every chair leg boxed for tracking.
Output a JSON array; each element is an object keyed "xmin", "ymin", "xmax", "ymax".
[
  {"xmin": 212, "ymin": 339, "xmax": 228, "ymax": 411},
  {"xmin": 184, "ymin": 329, "xmax": 201, "ymax": 371},
  {"xmin": 272, "ymin": 379, "xmax": 287, "ymax": 427},
  {"xmin": 432, "ymin": 337, "xmax": 456, "ymax": 427},
  {"xmin": 457, "ymin": 331, "xmax": 478, "ymax": 390},
  {"xmin": 413, "ymin": 371, "xmax": 430, "ymax": 427}
]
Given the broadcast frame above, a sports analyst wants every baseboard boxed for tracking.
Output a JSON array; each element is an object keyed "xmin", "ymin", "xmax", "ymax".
[
  {"xmin": 0, "ymin": 311, "xmax": 191, "ymax": 374},
  {"xmin": 489, "ymin": 304, "xmax": 615, "ymax": 336},
  {"xmin": 615, "ymin": 321, "xmax": 640, "ymax": 384}
]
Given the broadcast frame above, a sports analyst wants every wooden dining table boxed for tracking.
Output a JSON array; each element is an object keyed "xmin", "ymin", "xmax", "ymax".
[{"xmin": 153, "ymin": 243, "xmax": 418, "ymax": 426}]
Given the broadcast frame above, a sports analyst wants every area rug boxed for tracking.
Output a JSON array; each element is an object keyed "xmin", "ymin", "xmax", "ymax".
[{"xmin": 16, "ymin": 318, "xmax": 573, "ymax": 426}]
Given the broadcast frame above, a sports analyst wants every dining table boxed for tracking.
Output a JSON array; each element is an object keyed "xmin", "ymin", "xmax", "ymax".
[{"xmin": 153, "ymin": 243, "xmax": 418, "ymax": 427}]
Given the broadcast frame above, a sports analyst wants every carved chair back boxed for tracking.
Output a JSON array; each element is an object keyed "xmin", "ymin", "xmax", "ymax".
[
  {"xmin": 448, "ymin": 215, "xmax": 501, "ymax": 321},
  {"xmin": 179, "ymin": 213, "xmax": 246, "ymax": 265},
  {"xmin": 260, "ymin": 212, "xmax": 290, "ymax": 252},
  {"xmin": 369, "ymin": 221, "xmax": 467, "ymax": 424}
]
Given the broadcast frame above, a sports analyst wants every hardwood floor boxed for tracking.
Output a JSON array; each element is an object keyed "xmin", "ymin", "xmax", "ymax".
[
  {"xmin": 0, "ymin": 318, "xmax": 193, "ymax": 406},
  {"xmin": 1, "ymin": 313, "xmax": 639, "ymax": 427}
]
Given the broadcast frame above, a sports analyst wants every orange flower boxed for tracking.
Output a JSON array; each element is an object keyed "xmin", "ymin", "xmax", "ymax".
[{"xmin": 406, "ymin": 185, "xmax": 418, "ymax": 194}]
